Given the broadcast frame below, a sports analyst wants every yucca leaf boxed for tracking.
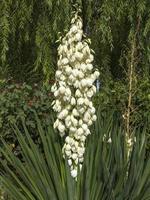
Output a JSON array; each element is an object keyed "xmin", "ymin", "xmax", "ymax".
[{"xmin": 0, "ymin": 109, "xmax": 149, "ymax": 200}]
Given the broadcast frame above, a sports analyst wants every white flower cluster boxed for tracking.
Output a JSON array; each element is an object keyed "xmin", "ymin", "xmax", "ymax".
[
  {"xmin": 126, "ymin": 135, "xmax": 136, "ymax": 158},
  {"xmin": 51, "ymin": 12, "xmax": 99, "ymax": 178}
]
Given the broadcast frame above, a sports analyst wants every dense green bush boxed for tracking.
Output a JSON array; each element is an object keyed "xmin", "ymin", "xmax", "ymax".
[
  {"xmin": 0, "ymin": 81, "xmax": 54, "ymax": 150},
  {"xmin": 94, "ymin": 77, "xmax": 150, "ymax": 125},
  {"xmin": 94, "ymin": 77, "xmax": 150, "ymax": 157}
]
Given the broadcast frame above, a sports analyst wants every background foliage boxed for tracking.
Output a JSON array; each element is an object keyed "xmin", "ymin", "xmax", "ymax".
[
  {"xmin": 0, "ymin": 0, "xmax": 150, "ymax": 80},
  {"xmin": 0, "ymin": 81, "xmax": 54, "ymax": 150},
  {"xmin": 0, "ymin": 0, "xmax": 149, "ymax": 126}
]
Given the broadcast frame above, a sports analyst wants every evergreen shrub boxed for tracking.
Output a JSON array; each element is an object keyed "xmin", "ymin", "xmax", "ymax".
[{"xmin": 0, "ymin": 80, "xmax": 54, "ymax": 150}]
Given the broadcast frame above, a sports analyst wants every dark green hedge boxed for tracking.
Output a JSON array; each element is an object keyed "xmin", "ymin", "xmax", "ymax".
[{"xmin": 0, "ymin": 81, "xmax": 54, "ymax": 152}]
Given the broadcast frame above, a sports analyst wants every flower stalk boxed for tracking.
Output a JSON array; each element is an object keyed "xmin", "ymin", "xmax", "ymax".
[{"xmin": 51, "ymin": 10, "xmax": 99, "ymax": 178}]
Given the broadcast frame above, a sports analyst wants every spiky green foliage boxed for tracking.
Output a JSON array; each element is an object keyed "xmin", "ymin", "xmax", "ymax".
[{"xmin": 0, "ymin": 110, "xmax": 150, "ymax": 200}]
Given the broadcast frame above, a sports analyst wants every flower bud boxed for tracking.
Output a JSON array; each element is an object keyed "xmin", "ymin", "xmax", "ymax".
[
  {"xmin": 71, "ymin": 169, "xmax": 77, "ymax": 178},
  {"xmin": 71, "ymin": 97, "xmax": 76, "ymax": 105},
  {"xmin": 75, "ymin": 33, "xmax": 82, "ymax": 41},
  {"xmin": 58, "ymin": 123, "xmax": 65, "ymax": 133}
]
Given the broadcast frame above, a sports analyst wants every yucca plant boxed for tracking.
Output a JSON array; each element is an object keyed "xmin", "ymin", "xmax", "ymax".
[
  {"xmin": 0, "ymin": 109, "xmax": 150, "ymax": 200},
  {"xmin": 0, "ymin": 113, "xmax": 75, "ymax": 200}
]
